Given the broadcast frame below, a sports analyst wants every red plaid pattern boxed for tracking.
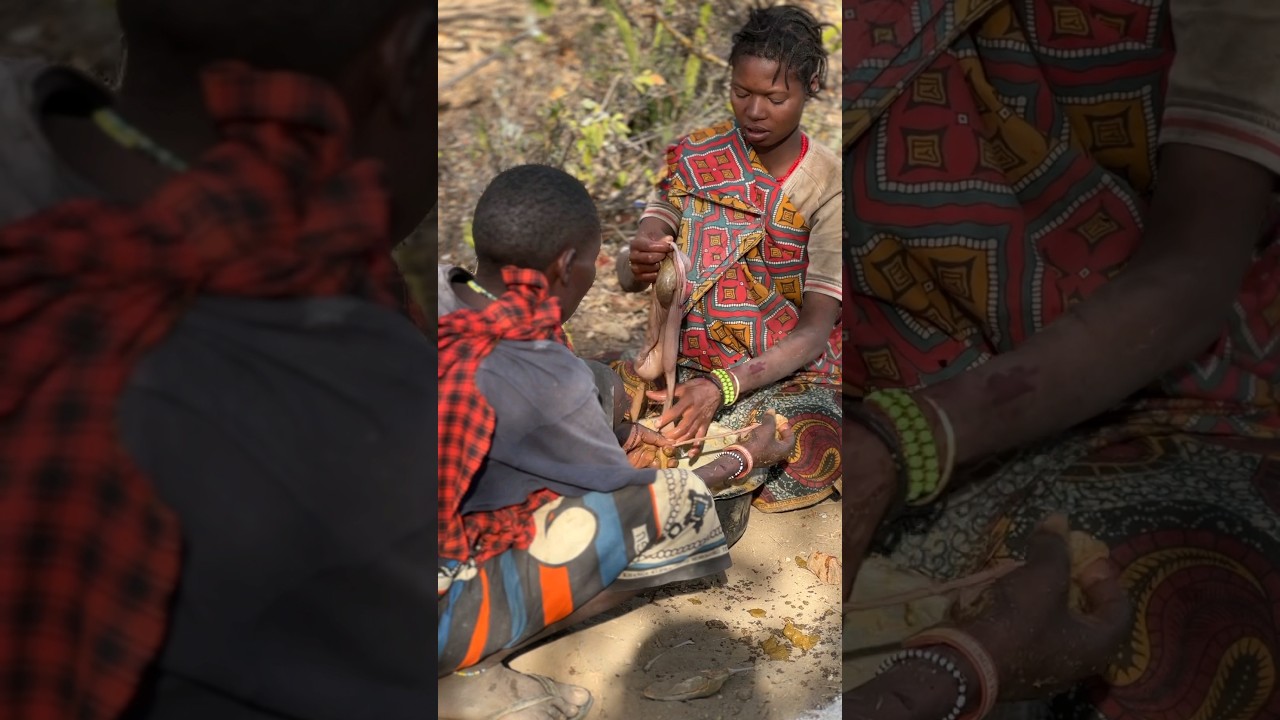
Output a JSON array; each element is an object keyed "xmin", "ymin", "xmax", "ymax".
[
  {"xmin": 0, "ymin": 63, "xmax": 407, "ymax": 719},
  {"xmin": 437, "ymin": 268, "xmax": 568, "ymax": 568}
]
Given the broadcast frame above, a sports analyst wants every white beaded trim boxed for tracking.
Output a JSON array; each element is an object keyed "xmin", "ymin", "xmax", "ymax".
[
  {"xmin": 875, "ymin": 648, "xmax": 968, "ymax": 720},
  {"xmin": 722, "ymin": 449, "xmax": 746, "ymax": 480}
]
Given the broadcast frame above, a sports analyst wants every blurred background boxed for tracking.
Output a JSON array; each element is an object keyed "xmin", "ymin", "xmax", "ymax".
[{"xmin": 0, "ymin": 0, "xmax": 121, "ymax": 82}]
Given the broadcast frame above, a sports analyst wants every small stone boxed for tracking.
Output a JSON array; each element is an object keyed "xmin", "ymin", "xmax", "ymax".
[{"xmin": 760, "ymin": 635, "xmax": 790, "ymax": 660}]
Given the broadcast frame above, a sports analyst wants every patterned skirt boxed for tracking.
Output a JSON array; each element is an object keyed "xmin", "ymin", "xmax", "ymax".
[
  {"xmin": 613, "ymin": 360, "xmax": 842, "ymax": 512},
  {"xmin": 438, "ymin": 467, "xmax": 730, "ymax": 674},
  {"xmin": 875, "ymin": 428, "xmax": 1280, "ymax": 719}
]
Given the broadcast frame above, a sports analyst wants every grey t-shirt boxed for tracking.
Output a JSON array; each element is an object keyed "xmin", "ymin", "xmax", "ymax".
[
  {"xmin": 469, "ymin": 340, "xmax": 654, "ymax": 512},
  {"xmin": 117, "ymin": 297, "xmax": 434, "ymax": 720},
  {"xmin": 437, "ymin": 264, "xmax": 650, "ymax": 511},
  {"xmin": 0, "ymin": 60, "xmax": 432, "ymax": 719}
]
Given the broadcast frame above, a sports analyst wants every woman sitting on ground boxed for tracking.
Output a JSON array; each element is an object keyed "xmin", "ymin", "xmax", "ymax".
[
  {"xmin": 617, "ymin": 4, "xmax": 842, "ymax": 513},
  {"xmin": 841, "ymin": 0, "xmax": 1280, "ymax": 717}
]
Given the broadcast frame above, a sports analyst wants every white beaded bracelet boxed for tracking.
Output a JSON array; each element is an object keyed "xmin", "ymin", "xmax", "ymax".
[
  {"xmin": 875, "ymin": 648, "xmax": 968, "ymax": 720},
  {"xmin": 717, "ymin": 448, "xmax": 746, "ymax": 480}
]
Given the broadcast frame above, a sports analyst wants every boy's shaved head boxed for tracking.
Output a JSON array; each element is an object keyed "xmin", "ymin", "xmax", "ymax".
[
  {"xmin": 473, "ymin": 165, "xmax": 601, "ymax": 270},
  {"xmin": 116, "ymin": 0, "xmax": 415, "ymax": 77}
]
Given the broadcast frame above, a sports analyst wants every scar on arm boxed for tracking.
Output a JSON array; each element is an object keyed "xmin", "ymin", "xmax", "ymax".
[{"xmin": 984, "ymin": 366, "xmax": 1038, "ymax": 407}]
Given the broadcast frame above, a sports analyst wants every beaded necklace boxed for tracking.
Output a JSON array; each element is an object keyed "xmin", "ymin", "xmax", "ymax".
[
  {"xmin": 90, "ymin": 108, "xmax": 190, "ymax": 172},
  {"xmin": 465, "ymin": 278, "xmax": 574, "ymax": 349}
]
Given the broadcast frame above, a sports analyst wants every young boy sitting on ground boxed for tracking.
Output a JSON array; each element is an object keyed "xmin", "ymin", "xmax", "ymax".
[
  {"xmin": 440, "ymin": 233, "xmax": 656, "ymax": 458},
  {"xmin": 437, "ymin": 164, "xmax": 797, "ymax": 719}
]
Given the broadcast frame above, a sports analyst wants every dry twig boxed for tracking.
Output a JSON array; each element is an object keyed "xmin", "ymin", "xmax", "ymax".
[{"xmin": 843, "ymin": 561, "xmax": 1024, "ymax": 613}]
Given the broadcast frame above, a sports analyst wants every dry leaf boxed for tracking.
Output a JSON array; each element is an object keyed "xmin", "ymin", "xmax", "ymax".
[
  {"xmin": 773, "ymin": 412, "xmax": 790, "ymax": 435},
  {"xmin": 807, "ymin": 551, "xmax": 840, "ymax": 585},
  {"xmin": 643, "ymin": 668, "xmax": 730, "ymax": 701},
  {"xmin": 1068, "ymin": 530, "xmax": 1110, "ymax": 613},
  {"xmin": 782, "ymin": 620, "xmax": 819, "ymax": 652},
  {"xmin": 760, "ymin": 635, "xmax": 790, "ymax": 660}
]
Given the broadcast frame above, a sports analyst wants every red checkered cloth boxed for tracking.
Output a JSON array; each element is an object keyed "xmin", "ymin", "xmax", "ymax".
[
  {"xmin": 437, "ymin": 268, "xmax": 568, "ymax": 569},
  {"xmin": 0, "ymin": 62, "xmax": 409, "ymax": 719}
]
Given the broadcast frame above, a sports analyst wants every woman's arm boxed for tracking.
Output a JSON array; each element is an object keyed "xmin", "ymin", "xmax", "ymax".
[
  {"xmin": 844, "ymin": 145, "xmax": 1274, "ymax": 595},
  {"xmin": 847, "ymin": 516, "xmax": 1132, "ymax": 719},
  {"xmin": 915, "ymin": 0, "xmax": 1280, "ymax": 464},
  {"xmin": 730, "ymin": 153, "xmax": 843, "ymax": 395},
  {"xmin": 689, "ymin": 411, "xmax": 794, "ymax": 492},
  {"xmin": 921, "ymin": 144, "xmax": 1274, "ymax": 466},
  {"xmin": 731, "ymin": 291, "xmax": 840, "ymax": 395},
  {"xmin": 845, "ymin": 651, "xmax": 978, "ymax": 720}
]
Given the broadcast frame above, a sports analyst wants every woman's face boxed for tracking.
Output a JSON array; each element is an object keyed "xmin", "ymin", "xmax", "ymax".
[{"xmin": 730, "ymin": 55, "xmax": 811, "ymax": 153}]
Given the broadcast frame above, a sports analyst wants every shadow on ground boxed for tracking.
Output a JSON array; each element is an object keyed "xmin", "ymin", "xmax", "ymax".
[{"xmin": 510, "ymin": 500, "xmax": 842, "ymax": 720}]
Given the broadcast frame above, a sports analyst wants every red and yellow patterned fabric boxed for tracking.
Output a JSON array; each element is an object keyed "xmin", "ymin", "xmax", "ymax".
[
  {"xmin": 436, "ymin": 268, "xmax": 564, "ymax": 568},
  {"xmin": 659, "ymin": 120, "xmax": 841, "ymax": 383},
  {"xmin": 842, "ymin": 1, "xmax": 1280, "ymax": 717},
  {"xmin": 842, "ymin": 0, "xmax": 1280, "ymax": 434}
]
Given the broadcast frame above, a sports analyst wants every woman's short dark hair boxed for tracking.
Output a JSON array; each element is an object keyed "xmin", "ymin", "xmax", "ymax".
[{"xmin": 729, "ymin": 5, "xmax": 829, "ymax": 98}]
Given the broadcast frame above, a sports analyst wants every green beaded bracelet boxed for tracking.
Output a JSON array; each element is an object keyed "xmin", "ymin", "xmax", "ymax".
[
  {"xmin": 864, "ymin": 389, "xmax": 942, "ymax": 505},
  {"xmin": 710, "ymin": 368, "xmax": 737, "ymax": 406},
  {"xmin": 844, "ymin": 395, "xmax": 910, "ymax": 522}
]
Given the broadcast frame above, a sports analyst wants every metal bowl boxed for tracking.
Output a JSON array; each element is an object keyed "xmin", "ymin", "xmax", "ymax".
[
  {"xmin": 637, "ymin": 418, "xmax": 765, "ymax": 549},
  {"xmin": 713, "ymin": 487, "xmax": 753, "ymax": 548}
]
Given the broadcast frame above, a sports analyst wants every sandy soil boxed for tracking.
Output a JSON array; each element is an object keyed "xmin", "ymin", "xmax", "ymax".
[{"xmin": 512, "ymin": 503, "xmax": 843, "ymax": 720}]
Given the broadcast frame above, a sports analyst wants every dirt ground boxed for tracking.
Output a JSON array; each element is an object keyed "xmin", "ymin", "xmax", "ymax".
[{"xmin": 513, "ymin": 503, "xmax": 843, "ymax": 720}]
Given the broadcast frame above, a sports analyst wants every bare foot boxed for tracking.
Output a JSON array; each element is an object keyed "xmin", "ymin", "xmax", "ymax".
[
  {"xmin": 961, "ymin": 514, "xmax": 1133, "ymax": 699},
  {"xmin": 438, "ymin": 665, "xmax": 592, "ymax": 719}
]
